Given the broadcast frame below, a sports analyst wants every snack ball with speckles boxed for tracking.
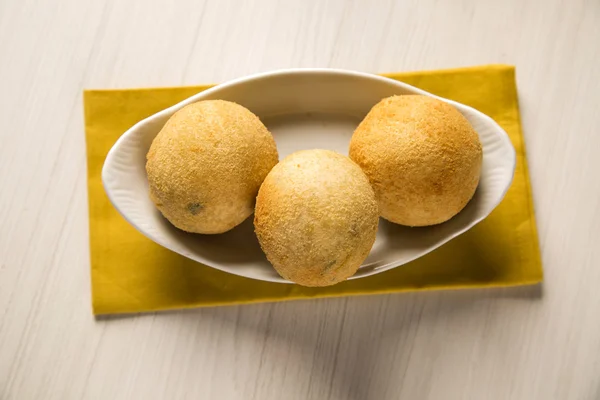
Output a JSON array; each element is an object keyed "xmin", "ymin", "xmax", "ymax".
[
  {"xmin": 146, "ymin": 100, "xmax": 278, "ymax": 234},
  {"xmin": 254, "ymin": 149, "xmax": 379, "ymax": 287},
  {"xmin": 349, "ymin": 95, "xmax": 483, "ymax": 227}
]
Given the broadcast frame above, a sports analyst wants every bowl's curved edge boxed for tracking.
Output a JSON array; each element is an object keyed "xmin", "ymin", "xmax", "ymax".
[{"xmin": 101, "ymin": 68, "xmax": 517, "ymax": 285}]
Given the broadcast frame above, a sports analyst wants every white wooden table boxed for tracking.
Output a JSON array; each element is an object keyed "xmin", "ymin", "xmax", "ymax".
[{"xmin": 1, "ymin": 0, "xmax": 599, "ymax": 399}]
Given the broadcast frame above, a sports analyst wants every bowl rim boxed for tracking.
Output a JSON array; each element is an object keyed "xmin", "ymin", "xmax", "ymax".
[{"xmin": 102, "ymin": 68, "xmax": 517, "ymax": 283}]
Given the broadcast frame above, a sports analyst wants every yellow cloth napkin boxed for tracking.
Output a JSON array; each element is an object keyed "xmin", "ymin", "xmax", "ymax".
[{"xmin": 85, "ymin": 64, "xmax": 542, "ymax": 315}]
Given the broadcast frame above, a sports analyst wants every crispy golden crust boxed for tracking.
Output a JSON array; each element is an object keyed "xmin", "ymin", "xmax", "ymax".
[
  {"xmin": 254, "ymin": 150, "xmax": 379, "ymax": 287},
  {"xmin": 349, "ymin": 95, "xmax": 482, "ymax": 226},
  {"xmin": 146, "ymin": 100, "xmax": 278, "ymax": 234}
]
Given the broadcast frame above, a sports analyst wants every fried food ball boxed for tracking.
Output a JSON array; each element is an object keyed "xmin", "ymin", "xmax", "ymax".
[
  {"xmin": 146, "ymin": 100, "xmax": 278, "ymax": 234},
  {"xmin": 254, "ymin": 149, "xmax": 379, "ymax": 287},
  {"xmin": 349, "ymin": 95, "xmax": 483, "ymax": 226}
]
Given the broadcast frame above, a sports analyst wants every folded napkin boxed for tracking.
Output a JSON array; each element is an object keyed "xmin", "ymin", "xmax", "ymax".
[{"xmin": 84, "ymin": 64, "xmax": 542, "ymax": 315}]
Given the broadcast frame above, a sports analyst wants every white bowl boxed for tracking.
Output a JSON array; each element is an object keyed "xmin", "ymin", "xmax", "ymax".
[{"xmin": 102, "ymin": 69, "xmax": 516, "ymax": 284}]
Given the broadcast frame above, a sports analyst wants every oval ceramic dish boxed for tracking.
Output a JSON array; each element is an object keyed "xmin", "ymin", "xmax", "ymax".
[{"xmin": 102, "ymin": 69, "xmax": 516, "ymax": 283}]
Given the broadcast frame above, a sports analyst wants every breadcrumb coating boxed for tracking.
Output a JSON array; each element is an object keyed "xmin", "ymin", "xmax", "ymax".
[
  {"xmin": 254, "ymin": 150, "xmax": 378, "ymax": 287},
  {"xmin": 349, "ymin": 95, "xmax": 482, "ymax": 227},
  {"xmin": 146, "ymin": 100, "xmax": 278, "ymax": 234}
]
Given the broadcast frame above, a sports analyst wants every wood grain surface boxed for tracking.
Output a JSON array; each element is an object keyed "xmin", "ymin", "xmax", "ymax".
[{"xmin": 1, "ymin": 0, "xmax": 599, "ymax": 399}]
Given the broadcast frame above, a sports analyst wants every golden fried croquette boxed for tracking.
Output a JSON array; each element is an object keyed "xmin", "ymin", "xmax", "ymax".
[
  {"xmin": 254, "ymin": 149, "xmax": 379, "ymax": 287},
  {"xmin": 349, "ymin": 95, "xmax": 482, "ymax": 227},
  {"xmin": 146, "ymin": 100, "xmax": 278, "ymax": 234}
]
